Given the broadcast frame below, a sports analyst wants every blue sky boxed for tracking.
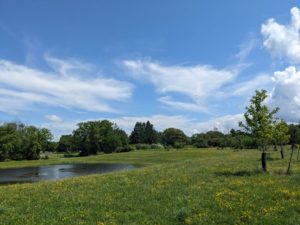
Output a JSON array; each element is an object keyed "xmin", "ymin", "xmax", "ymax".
[{"xmin": 0, "ymin": 1, "xmax": 300, "ymax": 138}]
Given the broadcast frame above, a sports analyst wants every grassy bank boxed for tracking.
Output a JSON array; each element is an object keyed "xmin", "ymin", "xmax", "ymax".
[{"xmin": 0, "ymin": 148, "xmax": 300, "ymax": 225}]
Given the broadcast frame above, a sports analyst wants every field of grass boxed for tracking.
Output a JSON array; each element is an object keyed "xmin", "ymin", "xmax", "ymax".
[{"xmin": 0, "ymin": 148, "xmax": 300, "ymax": 225}]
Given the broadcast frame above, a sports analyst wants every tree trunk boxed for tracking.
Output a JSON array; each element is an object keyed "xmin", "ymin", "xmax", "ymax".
[
  {"xmin": 280, "ymin": 145, "xmax": 284, "ymax": 159},
  {"xmin": 287, "ymin": 144, "xmax": 295, "ymax": 174},
  {"xmin": 261, "ymin": 152, "xmax": 267, "ymax": 172}
]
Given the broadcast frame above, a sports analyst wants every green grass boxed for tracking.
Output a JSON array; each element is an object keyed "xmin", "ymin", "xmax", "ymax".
[{"xmin": 0, "ymin": 148, "xmax": 300, "ymax": 225}]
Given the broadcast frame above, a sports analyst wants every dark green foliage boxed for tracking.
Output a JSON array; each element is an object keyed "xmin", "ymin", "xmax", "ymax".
[
  {"xmin": 114, "ymin": 128, "xmax": 129, "ymax": 146},
  {"xmin": 162, "ymin": 128, "xmax": 188, "ymax": 147},
  {"xmin": 72, "ymin": 120, "xmax": 128, "ymax": 156},
  {"xmin": 150, "ymin": 143, "xmax": 164, "ymax": 149},
  {"xmin": 191, "ymin": 133, "xmax": 208, "ymax": 148},
  {"xmin": 191, "ymin": 129, "xmax": 259, "ymax": 149},
  {"xmin": 206, "ymin": 131, "xmax": 225, "ymax": 147},
  {"xmin": 135, "ymin": 143, "xmax": 151, "ymax": 150},
  {"xmin": 46, "ymin": 141, "xmax": 58, "ymax": 152},
  {"xmin": 144, "ymin": 121, "xmax": 157, "ymax": 144},
  {"xmin": 102, "ymin": 134, "xmax": 123, "ymax": 154},
  {"xmin": 57, "ymin": 135, "xmax": 74, "ymax": 152},
  {"xmin": 129, "ymin": 121, "xmax": 157, "ymax": 144},
  {"xmin": 288, "ymin": 123, "xmax": 300, "ymax": 145},
  {"xmin": 129, "ymin": 122, "xmax": 143, "ymax": 144},
  {"xmin": 0, "ymin": 122, "xmax": 53, "ymax": 161},
  {"xmin": 115, "ymin": 146, "xmax": 134, "ymax": 153},
  {"xmin": 173, "ymin": 141, "xmax": 185, "ymax": 149}
]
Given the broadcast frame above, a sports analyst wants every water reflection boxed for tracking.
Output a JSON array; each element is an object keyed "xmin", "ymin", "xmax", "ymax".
[{"xmin": 0, "ymin": 163, "xmax": 137, "ymax": 185}]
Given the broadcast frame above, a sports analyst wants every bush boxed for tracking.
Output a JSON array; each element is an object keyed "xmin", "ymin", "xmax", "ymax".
[
  {"xmin": 135, "ymin": 144, "xmax": 151, "ymax": 150},
  {"xmin": 174, "ymin": 142, "xmax": 185, "ymax": 149},
  {"xmin": 194, "ymin": 139, "xmax": 209, "ymax": 148},
  {"xmin": 115, "ymin": 146, "xmax": 134, "ymax": 153},
  {"xmin": 63, "ymin": 152, "xmax": 79, "ymax": 158},
  {"xmin": 150, "ymin": 144, "xmax": 164, "ymax": 149}
]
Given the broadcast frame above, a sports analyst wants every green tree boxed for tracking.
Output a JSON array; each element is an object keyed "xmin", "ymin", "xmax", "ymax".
[
  {"xmin": 0, "ymin": 123, "xmax": 20, "ymax": 161},
  {"xmin": 38, "ymin": 128, "xmax": 53, "ymax": 153},
  {"xmin": 162, "ymin": 128, "xmax": 188, "ymax": 147},
  {"xmin": 114, "ymin": 128, "xmax": 129, "ymax": 146},
  {"xmin": 57, "ymin": 135, "xmax": 74, "ymax": 152},
  {"xmin": 273, "ymin": 120, "xmax": 290, "ymax": 159},
  {"xmin": 21, "ymin": 126, "xmax": 47, "ymax": 160},
  {"xmin": 73, "ymin": 120, "xmax": 127, "ymax": 156},
  {"xmin": 129, "ymin": 121, "xmax": 157, "ymax": 144},
  {"xmin": 0, "ymin": 122, "xmax": 53, "ymax": 161},
  {"xmin": 239, "ymin": 90, "xmax": 279, "ymax": 172},
  {"xmin": 191, "ymin": 133, "xmax": 208, "ymax": 148},
  {"xmin": 287, "ymin": 123, "xmax": 300, "ymax": 174},
  {"xmin": 129, "ymin": 122, "xmax": 145, "ymax": 144},
  {"xmin": 144, "ymin": 121, "xmax": 157, "ymax": 144}
]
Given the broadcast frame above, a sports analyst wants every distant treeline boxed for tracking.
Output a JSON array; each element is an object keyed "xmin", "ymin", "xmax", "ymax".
[
  {"xmin": 191, "ymin": 126, "xmax": 300, "ymax": 149},
  {"xmin": 1, "ymin": 120, "xmax": 300, "ymax": 161}
]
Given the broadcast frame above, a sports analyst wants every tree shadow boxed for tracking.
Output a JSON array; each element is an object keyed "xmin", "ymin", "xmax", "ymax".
[{"xmin": 215, "ymin": 170, "xmax": 261, "ymax": 177}]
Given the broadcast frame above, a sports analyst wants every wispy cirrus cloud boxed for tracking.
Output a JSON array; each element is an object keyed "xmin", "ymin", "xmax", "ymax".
[
  {"xmin": 122, "ymin": 59, "xmax": 270, "ymax": 113},
  {"xmin": 235, "ymin": 36, "xmax": 258, "ymax": 62},
  {"xmin": 227, "ymin": 74, "xmax": 272, "ymax": 97},
  {"xmin": 122, "ymin": 59, "xmax": 243, "ymax": 113},
  {"xmin": 158, "ymin": 96, "xmax": 210, "ymax": 113},
  {"xmin": 123, "ymin": 60, "xmax": 238, "ymax": 99},
  {"xmin": 0, "ymin": 56, "xmax": 133, "ymax": 114},
  {"xmin": 45, "ymin": 114, "xmax": 63, "ymax": 123}
]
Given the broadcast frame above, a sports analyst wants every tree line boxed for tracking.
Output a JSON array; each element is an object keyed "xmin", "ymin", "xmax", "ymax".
[
  {"xmin": 57, "ymin": 121, "xmax": 189, "ymax": 155},
  {"xmin": 1, "ymin": 90, "xmax": 300, "ymax": 170}
]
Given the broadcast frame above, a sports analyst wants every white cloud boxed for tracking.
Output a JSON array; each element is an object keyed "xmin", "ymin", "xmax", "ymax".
[
  {"xmin": 123, "ymin": 59, "xmax": 240, "ymax": 111},
  {"xmin": 123, "ymin": 60, "xmax": 237, "ymax": 99},
  {"xmin": 268, "ymin": 66, "xmax": 300, "ymax": 122},
  {"xmin": 45, "ymin": 114, "xmax": 63, "ymax": 123},
  {"xmin": 45, "ymin": 55, "xmax": 95, "ymax": 77},
  {"xmin": 235, "ymin": 37, "xmax": 258, "ymax": 62},
  {"xmin": 192, "ymin": 114, "xmax": 243, "ymax": 134},
  {"xmin": 261, "ymin": 7, "xmax": 300, "ymax": 64},
  {"xmin": 158, "ymin": 96, "xmax": 210, "ymax": 113},
  {"xmin": 229, "ymin": 74, "xmax": 272, "ymax": 96},
  {"xmin": 0, "ymin": 57, "xmax": 133, "ymax": 114}
]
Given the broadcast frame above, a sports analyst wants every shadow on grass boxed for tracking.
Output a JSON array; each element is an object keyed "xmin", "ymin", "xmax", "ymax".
[{"xmin": 215, "ymin": 170, "xmax": 261, "ymax": 177}]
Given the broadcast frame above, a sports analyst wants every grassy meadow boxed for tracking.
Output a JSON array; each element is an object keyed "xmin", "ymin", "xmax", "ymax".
[{"xmin": 0, "ymin": 148, "xmax": 300, "ymax": 225}]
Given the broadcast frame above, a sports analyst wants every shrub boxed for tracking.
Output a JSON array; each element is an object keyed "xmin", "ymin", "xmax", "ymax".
[
  {"xmin": 174, "ymin": 142, "xmax": 185, "ymax": 149},
  {"xmin": 135, "ymin": 144, "xmax": 151, "ymax": 150},
  {"xmin": 115, "ymin": 146, "xmax": 134, "ymax": 153},
  {"xmin": 63, "ymin": 152, "xmax": 79, "ymax": 158},
  {"xmin": 150, "ymin": 144, "xmax": 164, "ymax": 149},
  {"xmin": 194, "ymin": 139, "xmax": 209, "ymax": 148}
]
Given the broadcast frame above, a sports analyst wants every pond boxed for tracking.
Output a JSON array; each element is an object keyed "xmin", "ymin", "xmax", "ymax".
[{"xmin": 0, "ymin": 163, "xmax": 137, "ymax": 185}]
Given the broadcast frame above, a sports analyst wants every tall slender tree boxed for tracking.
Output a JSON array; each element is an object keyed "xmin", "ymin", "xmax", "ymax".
[
  {"xmin": 273, "ymin": 120, "xmax": 290, "ymax": 159},
  {"xmin": 239, "ymin": 90, "xmax": 279, "ymax": 172}
]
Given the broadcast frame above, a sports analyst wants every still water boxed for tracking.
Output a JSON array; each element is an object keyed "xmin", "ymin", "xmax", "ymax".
[{"xmin": 0, "ymin": 163, "xmax": 137, "ymax": 185}]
